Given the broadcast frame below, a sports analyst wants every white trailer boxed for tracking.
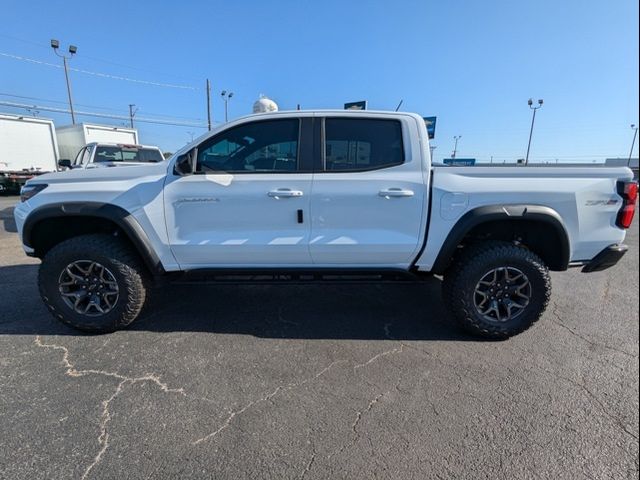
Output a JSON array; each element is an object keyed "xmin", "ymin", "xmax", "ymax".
[
  {"xmin": 0, "ymin": 114, "xmax": 60, "ymax": 193},
  {"xmin": 0, "ymin": 114, "xmax": 59, "ymax": 172},
  {"xmin": 56, "ymin": 123, "xmax": 139, "ymax": 162}
]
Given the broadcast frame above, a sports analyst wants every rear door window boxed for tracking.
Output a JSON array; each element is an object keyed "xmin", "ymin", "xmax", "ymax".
[{"xmin": 324, "ymin": 118, "xmax": 404, "ymax": 172}]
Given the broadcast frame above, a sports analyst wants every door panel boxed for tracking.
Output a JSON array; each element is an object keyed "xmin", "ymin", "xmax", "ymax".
[
  {"xmin": 309, "ymin": 117, "xmax": 425, "ymax": 266},
  {"xmin": 309, "ymin": 169, "xmax": 424, "ymax": 264},
  {"xmin": 164, "ymin": 117, "xmax": 313, "ymax": 267},
  {"xmin": 164, "ymin": 173, "xmax": 312, "ymax": 266}
]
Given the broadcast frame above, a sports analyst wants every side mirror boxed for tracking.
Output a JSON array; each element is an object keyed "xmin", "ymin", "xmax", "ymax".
[
  {"xmin": 58, "ymin": 159, "xmax": 72, "ymax": 169},
  {"xmin": 174, "ymin": 150, "xmax": 194, "ymax": 176}
]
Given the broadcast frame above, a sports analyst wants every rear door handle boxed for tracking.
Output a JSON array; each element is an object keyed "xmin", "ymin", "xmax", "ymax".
[
  {"xmin": 267, "ymin": 188, "xmax": 304, "ymax": 198},
  {"xmin": 378, "ymin": 188, "xmax": 414, "ymax": 198}
]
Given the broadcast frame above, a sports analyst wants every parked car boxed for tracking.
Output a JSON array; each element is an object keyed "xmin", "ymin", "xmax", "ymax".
[
  {"xmin": 58, "ymin": 143, "xmax": 164, "ymax": 169},
  {"xmin": 14, "ymin": 110, "xmax": 637, "ymax": 337},
  {"xmin": 55, "ymin": 123, "xmax": 139, "ymax": 163}
]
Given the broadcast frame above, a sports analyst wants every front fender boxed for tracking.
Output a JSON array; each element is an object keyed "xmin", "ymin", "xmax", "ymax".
[{"xmin": 23, "ymin": 202, "xmax": 166, "ymax": 275}]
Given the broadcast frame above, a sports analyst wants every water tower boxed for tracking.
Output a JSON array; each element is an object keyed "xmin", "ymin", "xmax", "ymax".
[{"xmin": 253, "ymin": 95, "xmax": 278, "ymax": 114}]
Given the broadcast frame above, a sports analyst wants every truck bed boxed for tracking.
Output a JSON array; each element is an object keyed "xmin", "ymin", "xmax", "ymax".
[{"xmin": 418, "ymin": 165, "xmax": 634, "ymax": 270}]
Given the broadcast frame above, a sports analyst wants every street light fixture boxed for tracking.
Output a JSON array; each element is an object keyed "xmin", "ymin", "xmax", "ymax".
[
  {"xmin": 51, "ymin": 38, "xmax": 78, "ymax": 124},
  {"xmin": 629, "ymin": 124, "xmax": 638, "ymax": 166},
  {"xmin": 452, "ymin": 135, "xmax": 462, "ymax": 159},
  {"xmin": 525, "ymin": 98, "xmax": 543, "ymax": 165},
  {"xmin": 221, "ymin": 90, "xmax": 234, "ymax": 122}
]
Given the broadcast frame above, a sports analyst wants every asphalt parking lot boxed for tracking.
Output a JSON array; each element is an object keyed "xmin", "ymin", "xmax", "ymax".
[{"xmin": 0, "ymin": 195, "xmax": 638, "ymax": 480}]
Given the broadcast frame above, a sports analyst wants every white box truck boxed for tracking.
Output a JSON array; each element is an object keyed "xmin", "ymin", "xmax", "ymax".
[
  {"xmin": 56, "ymin": 123, "xmax": 139, "ymax": 163},
  {"xmin": 0, "ymin": 114, "xmax": 60, "ymax": 194}
]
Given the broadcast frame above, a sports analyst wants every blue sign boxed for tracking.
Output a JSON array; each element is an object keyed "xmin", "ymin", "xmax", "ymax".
[
  {"xmin": 423, "ymin": 116, "xmax": 437, "ymax": 139},
  {"xmin": 444, "ymin": 158, "xmax": 476, "ymax": 166}
]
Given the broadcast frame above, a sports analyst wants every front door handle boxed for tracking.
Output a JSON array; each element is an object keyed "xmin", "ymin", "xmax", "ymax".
[
  {"xmin": 267, "ymin": 188, "xmax": 304, "ymax": 198},
  {"xmin": 378, "ymin": 188, "xmax": 415, "ymax": 198}
]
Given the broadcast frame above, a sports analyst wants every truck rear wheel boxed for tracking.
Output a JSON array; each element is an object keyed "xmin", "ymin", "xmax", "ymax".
[
  {"xmin": 443, "ymin": 241, "xmax": 551, "ymax": 339},
  {"xmin": 38, "ymin": 234, "xmax": 148, "ymax": 333}
]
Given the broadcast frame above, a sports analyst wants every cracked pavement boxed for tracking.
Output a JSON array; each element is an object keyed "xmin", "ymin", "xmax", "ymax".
[{"xmin": 0, "ymin": 196, "xmax": 638, "ymax": 479}]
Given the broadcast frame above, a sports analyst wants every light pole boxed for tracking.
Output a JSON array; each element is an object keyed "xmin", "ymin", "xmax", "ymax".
[
  {"xmin": 629, "ymin": 124, "xmax": 638, "ymax": 166},
  {"xmin": 221, "ymin": 90, "xmax": 234, "ymax": 122},
  {"xmin": 206, "ymin": 79, "xmax": 212, "ymax": 131},
  {"xmin": 452, "ymin": 135, "xmax": 461, "ymax": 159},
  {"xmin": 51, "ymin": 39, "xmax": 78, "ymax": 124},
  {"xmin": 128, "ymin": 104, "xmax": 138, "ymax": 129},
  {"xmin": 525, "ymin": 98, "xmax": 543, "ymax": 165}
]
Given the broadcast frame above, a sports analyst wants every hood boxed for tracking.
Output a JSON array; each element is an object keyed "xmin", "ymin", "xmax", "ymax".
[{"xmin": 27, "ymin": 161, "xmax": 170, "ymax": 185}]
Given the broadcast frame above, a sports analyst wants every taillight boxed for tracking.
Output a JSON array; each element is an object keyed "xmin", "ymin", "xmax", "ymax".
[{"xmin": 616, "ymin": 181, "xmax": 638, "ymax": 229}]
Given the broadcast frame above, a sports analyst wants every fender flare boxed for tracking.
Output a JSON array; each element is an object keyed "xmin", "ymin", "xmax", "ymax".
[
  {"xmin": 23, "ymin": 202, "xmax": 165, "ymax": 275},
  {"xmin": 430, "ymin": 204, "xmax": 571, "ymax": 273}
]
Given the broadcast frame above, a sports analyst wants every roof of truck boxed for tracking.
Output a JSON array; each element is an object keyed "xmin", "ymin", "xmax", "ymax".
[{"xmin": 87, "ymin": 142, "xmax": 161, "ymax": 150}]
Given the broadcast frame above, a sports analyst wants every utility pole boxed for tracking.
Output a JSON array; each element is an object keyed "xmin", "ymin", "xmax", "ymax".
[
  {"xmin": 128, "ymin": 104, "xmax": 137, "ymax": 128},
  {"xmin": 206, "ymin": 79, "xmax": 212, "ymax": 131},
  {"xmin": 525, "ymin": 98, "xmax": 544, "ymax": 165},
  {"xmin": 50, "ymin": 39, "xmax": 77, "ymax": 124},
  {"xmin": 629, "ymin": 124, "xmax": 638, "ymax": 166},
  {"xmin": 452, "ymin": 135, "xmax": 461, "ymax": 159}
]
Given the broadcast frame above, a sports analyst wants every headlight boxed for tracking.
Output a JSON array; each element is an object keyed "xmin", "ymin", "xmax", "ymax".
[{"xmin": 20, "ymin": 184, "xmax": 48, "ymax": 202}]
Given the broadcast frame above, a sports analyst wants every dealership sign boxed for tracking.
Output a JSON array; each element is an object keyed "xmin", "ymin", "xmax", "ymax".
[
  {"xmin": 423, "ymin": 116, "xmax": 437, "ymax": 139},
  {"xmin": 443, "ymin": 158, "xmax": 476, "ymax": 166},
  {"xmin": 344, "ymin": 101, "xmax": 367, "ymax": 110}
]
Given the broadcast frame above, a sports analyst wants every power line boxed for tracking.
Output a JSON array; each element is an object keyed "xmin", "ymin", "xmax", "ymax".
[
  {"xmin": 0, "ymin": 101, "xmax": 209, "ymax": 128},
  {"xmin": 0, "ymin": 92, "xmax": 205, "ymax": 121},
  {"xmin": 0, "ymin": 92, "xmax": 128, "ymax": 113},
  {"xmin": 0, "ymin": 51, "xmax": 199, "ymax": 90},
  {"xmin": 0, "ymin": 33, "xmax": 203, "ymax": 83}
]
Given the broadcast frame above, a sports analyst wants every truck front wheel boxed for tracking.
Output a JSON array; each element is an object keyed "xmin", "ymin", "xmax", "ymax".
[
  {"xmin": 38, "ymin": 234, "xmax": 148, "ymax": 333},
  {"xmin": 443, "ymin": 241, "xmax": 551, "ymax": 339}
]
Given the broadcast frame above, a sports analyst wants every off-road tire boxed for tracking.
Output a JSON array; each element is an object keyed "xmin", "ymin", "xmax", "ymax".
[
  {"xmin": 443, "ymin": 241, "xmax": 551, "ymax": 339},
  {"xmin": 38, "ymin": 234, "xmax": 148, "ymax": 333}
]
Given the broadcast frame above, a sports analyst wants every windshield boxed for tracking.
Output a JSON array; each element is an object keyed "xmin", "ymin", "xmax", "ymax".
[{"xmin": 93, "ymin": 146, "xmax": 163, "ymax": 163}]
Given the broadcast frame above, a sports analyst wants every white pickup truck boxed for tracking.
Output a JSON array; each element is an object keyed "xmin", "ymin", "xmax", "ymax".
[
  {"xmin": 58, "ymin": 142, "xmax": 164, "ymax": 170},
  {"xmin": 14, "ymin": 111, "xmax": 637, "ymax": 338}
]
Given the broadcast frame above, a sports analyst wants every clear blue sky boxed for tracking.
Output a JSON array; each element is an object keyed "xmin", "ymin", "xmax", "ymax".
[{"xmin": 1, "ymin": 0, "xmax": 638, "ymax": 163}]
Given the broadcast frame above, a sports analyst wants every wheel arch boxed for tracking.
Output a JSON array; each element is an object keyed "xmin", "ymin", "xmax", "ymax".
[
  {"xmin": 23, "ymin": 202, "xmax": 165, "ymax": 275},
  {"xmin": 431, "ymin": 205, "xmax": 571, "ymax": 274}
]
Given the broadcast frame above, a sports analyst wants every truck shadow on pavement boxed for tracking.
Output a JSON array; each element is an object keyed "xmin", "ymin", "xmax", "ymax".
[{"xmin": 0, "ymin": 263, "xmax": 477, "ymax": 341}]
